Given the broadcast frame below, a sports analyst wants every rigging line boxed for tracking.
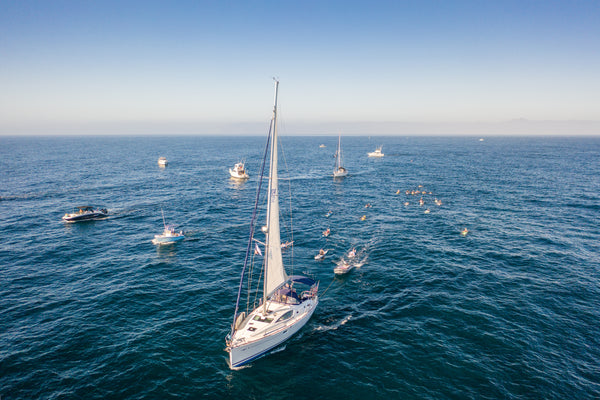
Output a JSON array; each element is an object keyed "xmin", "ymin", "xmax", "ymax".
[
  {"xmin": 319, "ymin": 277, "xmax": 337, "ymax": 299},
  {"xmin": 230, "ymin": 119, "xmax": 272, "ymax": 336},
  {"xmin": 278, "ymin": 133, "xmax": 295, "ymax": 275},
  {"xmin": 277, "ymin": 104, "xmax": 295, "ymax": 275}
]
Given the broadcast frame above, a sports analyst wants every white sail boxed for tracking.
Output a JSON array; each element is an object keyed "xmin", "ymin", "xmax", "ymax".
[
  {"xmin": 336, "ymin": 134, "xmax": 342, "ymax": 169},
  {"xmin": 333, "ymin": 133, "xmax": 348, "ymax": 177},
  {"xmin": 264, "ymin": 80, "xmax": 287, "ymax": 298}
]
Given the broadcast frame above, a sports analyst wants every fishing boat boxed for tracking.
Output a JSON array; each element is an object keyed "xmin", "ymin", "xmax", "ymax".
[
  {"xmin": 62, "ymin": 206, "xmax": 108, "ymax": 222},
  {"xmin": 225, "ymin": 80, "xmax": 319, "ymax": 369},
  {"xmin": 367, "ymin": 146, "xmax": 384, "ymax": 157},
  {"xmin": 229, "ymin": 161, "xmax": 249, "ymax": 180},
  {"xmin": 152, "ymin": 209, "xmax": 184, "ymax": 245},
  {"xmin": 333, "ymin": 134, "xmax": 348, "ymax": 177},
  {"xmin": 158, "ymin": 157, "xmax": 168, "ymax": 166}
]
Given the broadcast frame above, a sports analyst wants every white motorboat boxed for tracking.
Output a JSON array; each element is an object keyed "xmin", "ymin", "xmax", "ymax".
[
  {"xmin": 334, "ymin": 260, "xmax": 354, "ymax": 275},
  {"xmin": 333, "ymin": 134, "xmax": 348, "ymax": 177},
  {"xmin": 152, "ymin": 226, "xmax": 184, "ymax": 245},
  {"xmin": 152, "ymin": 209, "xmax": 184, "ymax": 245},
  {"xmin": 158, "ymin": 157, "xmax": 168, "ymax": 166},
  {"xmin": 367, "ymin": 146, "xmax": 384, "ymax": 157},
  {"xmin": 226, "ymin": 80, "xmax": 319, "ymax": 369},
  {"xmin": 229, "ymin": 161, "xmax": 249, "ymax": 180},
  {"xmin": 62, "ymin": 206, "xmax": 108, "ymax": 222}
]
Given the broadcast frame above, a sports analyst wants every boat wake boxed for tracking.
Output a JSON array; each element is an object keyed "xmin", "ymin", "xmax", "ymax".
[{"xmin": 314, "ymin": 315, "xmax": 352, "ymax": 332}]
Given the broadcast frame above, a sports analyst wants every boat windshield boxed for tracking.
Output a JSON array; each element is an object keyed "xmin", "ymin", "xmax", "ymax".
[{"xmin": 272, "ymin": 286, "xmax": 300, "ymax": 304}]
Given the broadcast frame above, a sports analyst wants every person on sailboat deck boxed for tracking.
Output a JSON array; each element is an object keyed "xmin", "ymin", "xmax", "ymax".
[{"xmin": 274, "ymin": 286, "xmax": 300, "ymax": 305}]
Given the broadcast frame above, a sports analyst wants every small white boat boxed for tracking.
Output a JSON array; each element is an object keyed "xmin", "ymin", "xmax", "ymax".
[
  {"xmin": 229, "ymin": 161, "xmax": 249, "ymax": 180},
  {"xmin": 367, "ymin": 146, "xmax": 384, "ymax": 157},
  {"xmin": 158, "ymin": 157, "xmax": 168, "ymax": 166},
  {"xmin": 152, "ymin": 226, "xmax": 184, "ymax": 245},
  {"xmin": 314, "ymin": 249, "xmax": 329, "ymax": 260},
  {"xmin": 62, "ymin": 206, "xmax": 108, "ymax": 222},
  {"xmin": 152, "ymin": 209, "xmax": 184, "ymax": 245},
  {"xmin": 334, "ymin": 261, "xmax": 353, "ymax": 275},
  {"xmin": 333, "ymin": 134, "xmax": 348, "ymax": 177},
  {"xmin": 319, "ymin": 144, "xmax": 326, "ymax": 148}
]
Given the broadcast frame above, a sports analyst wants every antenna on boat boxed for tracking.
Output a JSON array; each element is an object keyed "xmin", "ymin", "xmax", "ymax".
[{"xmin": 161, "ymin": 207, "xmax": 167, "ymax": 229}]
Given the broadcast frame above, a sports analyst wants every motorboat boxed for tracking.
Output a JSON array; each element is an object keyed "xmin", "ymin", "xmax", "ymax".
[
  {"xmin": 62, "ymin": 206, "xmax": 108, "ymax": 222},
  {"xmin": 158, "ymin": 157, "xmax": 168, "ymax": 166},
  {"xmin": 226, "ymin": 80, "xmax": 319, "ymax": 369},
  {"xmin": 152, "ymin": 226, "xmax": 184, "ymax": 245},
  {"xmin": 334, "ymin": 261, "xmax": 353, "ymax": 275},
  {"xmin": 152, "ymin": 209, "xmax": 184, "ymax": 245},
  {"xmin": 229, "ymin": 161, "xmax": 249, "ymax": 180},
  {"xmin": 367, "ymin": 146, "xmax": 384, "ymax": 157}
]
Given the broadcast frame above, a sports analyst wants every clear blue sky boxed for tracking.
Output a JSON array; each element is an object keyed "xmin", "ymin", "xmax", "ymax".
[{"xmin": 1, "ymin": 0, "xmax": 599, "ymax": 135}]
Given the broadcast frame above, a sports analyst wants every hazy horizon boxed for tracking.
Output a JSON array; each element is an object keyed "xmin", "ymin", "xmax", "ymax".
[
  {"xmin": 1, "ymin": 119, "xmax": 599, "ymax": 137},
  {"xmin": 1, "ymin": 1, "xmax": 599, "ymax": 136}
]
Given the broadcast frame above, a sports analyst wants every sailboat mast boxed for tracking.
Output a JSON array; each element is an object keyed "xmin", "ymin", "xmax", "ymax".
[
  {"xmin": 263, "ymin": 79, "xmax": 280, "ymax": 311},
  {"xmin": 337, "ymin": 134, "xmax": 342, "ymax": 169}
]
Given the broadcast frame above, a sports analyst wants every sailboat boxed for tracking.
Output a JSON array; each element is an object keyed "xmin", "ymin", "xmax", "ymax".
[
  {"xmin": 225, "ymin": 80, "xmax": 319, "ymax": 369},
  {"xmin": 333, "ymin": 133, "xmax": 348, "ymax": 177}
]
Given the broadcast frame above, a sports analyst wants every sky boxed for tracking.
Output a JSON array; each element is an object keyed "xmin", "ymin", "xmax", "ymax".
[{"xmin": 1, "ymin": 0, "xmax": 599, "ymax": 135}]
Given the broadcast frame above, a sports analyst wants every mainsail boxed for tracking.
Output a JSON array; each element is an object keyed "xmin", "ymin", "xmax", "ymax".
[
  {"xmin": 264, "ymin": 80, "xmax": 287, "ymax": 299},
  {"xmin": 335, "ymin": 134, "xmax": 343, "ymax": 170}
]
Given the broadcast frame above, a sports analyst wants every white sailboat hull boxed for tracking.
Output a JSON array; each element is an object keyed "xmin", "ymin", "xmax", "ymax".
[{"xmin": 228, "ymin": 297, "xmax": 318, "ymax": 368}]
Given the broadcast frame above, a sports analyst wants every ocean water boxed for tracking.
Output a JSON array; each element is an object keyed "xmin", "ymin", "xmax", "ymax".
[{"xmin": 1, "ymin": 135, "xmax": 599, "ymax": 399}]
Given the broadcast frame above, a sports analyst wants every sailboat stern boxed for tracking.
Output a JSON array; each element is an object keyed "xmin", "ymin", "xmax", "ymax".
[{"xmin": 227, "ymin": 281, "xmax": 319, "ymax": 369}]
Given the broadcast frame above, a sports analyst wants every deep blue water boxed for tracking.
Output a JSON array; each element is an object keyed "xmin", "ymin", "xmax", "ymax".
[{"xmin": 1, "ymin": 135, "xmax": 599, "ymax": 399}]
